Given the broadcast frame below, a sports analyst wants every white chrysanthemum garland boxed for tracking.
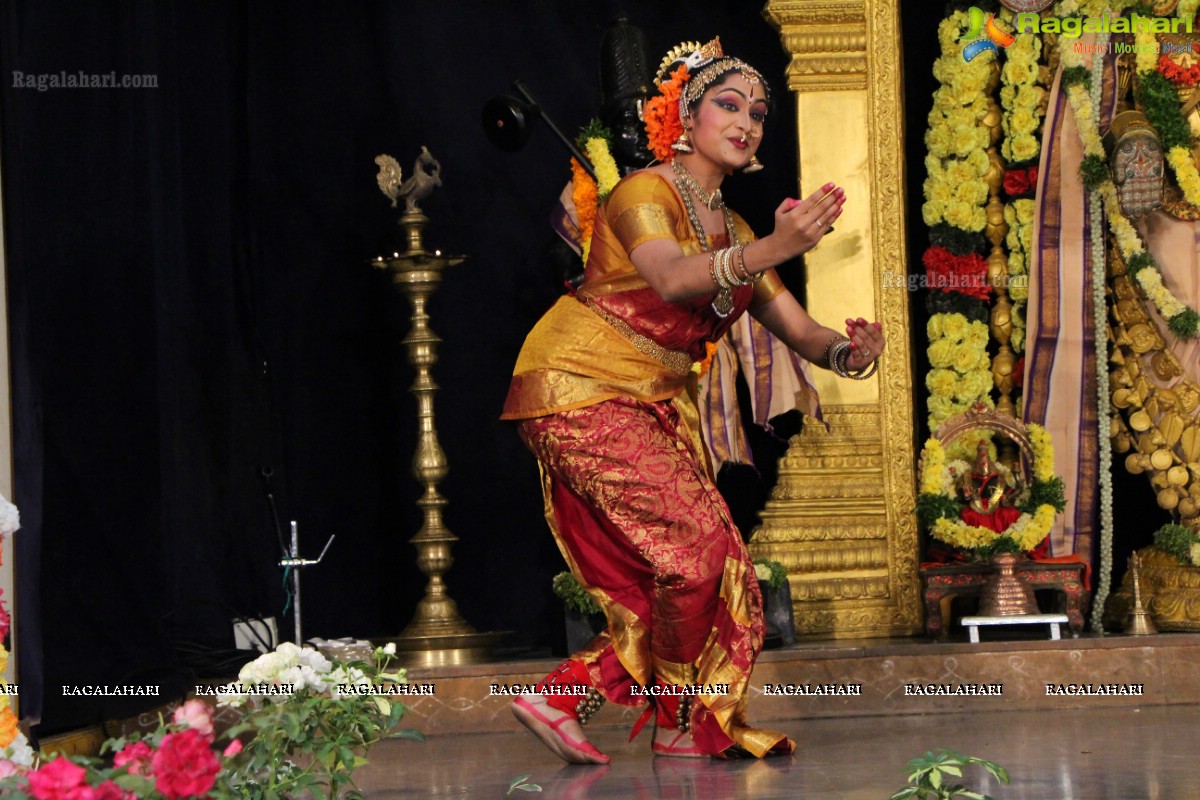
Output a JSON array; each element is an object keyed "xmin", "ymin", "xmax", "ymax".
[{"xmin": 1060, "ymin": 32, "xmax": 1118, "ymax": 629}]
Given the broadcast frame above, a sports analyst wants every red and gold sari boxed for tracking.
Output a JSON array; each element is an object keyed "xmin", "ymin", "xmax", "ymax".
[{"xmin": 502, "ymin": 172, "xmax": 794, "ymax": 757}]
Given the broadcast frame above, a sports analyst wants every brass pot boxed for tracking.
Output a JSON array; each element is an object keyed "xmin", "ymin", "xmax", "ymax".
[{"xmin": 978, "ymin": 552, "xmax": 1039, "ymax": 616}]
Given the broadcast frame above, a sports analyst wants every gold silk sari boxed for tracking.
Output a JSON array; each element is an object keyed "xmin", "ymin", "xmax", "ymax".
[{"xmin": 503, "ymin": 171, "xmax": 794, "ymax": 758}]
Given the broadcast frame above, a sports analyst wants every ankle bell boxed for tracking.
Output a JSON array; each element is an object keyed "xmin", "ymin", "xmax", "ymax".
[{"xmin": 573, "ymin": 687, "xmax": 605, "ymax": 725}]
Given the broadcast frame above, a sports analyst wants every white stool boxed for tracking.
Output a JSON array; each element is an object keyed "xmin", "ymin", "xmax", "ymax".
[{"xmin": 961, "ymin": 613, "xmax": 1071, "ymax": 643}]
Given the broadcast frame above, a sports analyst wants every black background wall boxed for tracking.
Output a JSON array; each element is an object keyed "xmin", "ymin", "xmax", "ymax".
[
  {"xmin": 0, "ymin": 0, "xmax": 818, "ymax": 734},
  {"xmin": 0, "ymin": 1, "xmax": 1162, "ymax": 735}
]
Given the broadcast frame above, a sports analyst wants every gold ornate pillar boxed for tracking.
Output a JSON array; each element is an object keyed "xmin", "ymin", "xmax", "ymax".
[{"xmin": 750, "ymin": 0, "xmax": 921, "ymax": 637}]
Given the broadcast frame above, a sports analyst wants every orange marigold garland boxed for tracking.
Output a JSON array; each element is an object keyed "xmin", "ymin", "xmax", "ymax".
[
  {"xmin": 696, "ymin": 340, "xmax": 720, "ymax": 377},
  {"xmin": 644, "ymin": 65, "xmax": 690, "ymax": 162},
  {"xmin": 571, "ymin": 157, "xmax": 599, "ymax": 264},
  {"xmin": 0, "ymin": 704, "xmax": 16, "ymax": 748}
]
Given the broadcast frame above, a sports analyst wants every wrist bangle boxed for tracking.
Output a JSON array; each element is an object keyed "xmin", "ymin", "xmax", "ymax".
[
  {"xmin": 740, "ymin": 243, "xmax": 763, "ymax": 283},
  {"xmin": 847, "ymin": 359, "xmax": 878, "ymax": 380},
  {"xmin": 822, "ymin": 336, "xmax": 847, "ymax": 370},
  {"xmin": 828, "ymin": 339, "xmax": 852, "ymax": 378},
  {"xmin": 709, "ymin": 252, "xmax": 727, "ymax": 290}
]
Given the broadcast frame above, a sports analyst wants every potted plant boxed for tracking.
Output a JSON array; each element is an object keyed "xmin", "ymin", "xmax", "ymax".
[
  {"xmin": 553, "ymin": 572, "xmax": 605, "ymax": 654},
  {"xmin": 753, "ymin": 558, "xmax": 795, "ymax": 646}
]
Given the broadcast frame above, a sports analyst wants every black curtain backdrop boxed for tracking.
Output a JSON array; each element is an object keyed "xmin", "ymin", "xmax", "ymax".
[{"xmin": 1, "ymin": 1, "xmax": 1164, "ymax": 735}]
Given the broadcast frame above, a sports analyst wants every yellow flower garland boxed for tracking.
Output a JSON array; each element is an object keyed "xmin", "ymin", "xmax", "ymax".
[
  {"xmin": 922, "ymin": 12, "xmax": 992, "ymax": 233},
  {"xmin": 931, "ymin": 504, "xmax": 1057, "ymax": 552},
  {"xmin": 584, "ymin": 137, "xmax": 621, "ymax": 200},
  {"xmin": 1059, "ymin": 43, "xmax": 1199, "ymax": 329},
  {"xmin": 920, "ymin": 438, "xmax": 948, "ymax": 495},
  {"xmin": 920, "ymin": 422, "xmax": 1060, "ymax": 552},
  {"xmin": 995, "ymin": 11, "xmax": 1047, "ymax": 365},
  {"xmin": 926, "ymin": 313, "xmax": 992, "ymax": 432},
  {"xmin": 1166, "ymin": 147, "xmax": 1200, "ymax": 210}
]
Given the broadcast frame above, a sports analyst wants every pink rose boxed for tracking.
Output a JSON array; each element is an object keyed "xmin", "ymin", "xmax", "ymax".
[
  {"xmin": 0, "ymin": 588, "xmax": 10, "ymax": 642},
  {"xmin": 0, "ymin": 758, "xmax": 18, "ymax": 778},
  {"xmin": 25, "ymin": 756, "xmax": 87, "ymax": 800},
  {"xmin": 151, "ymin": 730, "xmax": 220, "ymax": 800},
  {"xmin": 84, "ymin": 782, "xmax": 132, "ymax": 800},
  {"xmin": 171, "ymin": 699, "xmax": 214, "ymax": 738},
  {"xmin": 222, "ymin": 739, "xmax": 243, "ymax": 758},
  {"xmin": 112, "ymin": 741, "xmax": 153, "ymax": 776}
]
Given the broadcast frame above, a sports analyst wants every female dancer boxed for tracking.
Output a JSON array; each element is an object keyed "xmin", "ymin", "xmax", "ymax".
[{"xmin": 502, "ymin": 38, "xmax": 885, "ymax": 761}]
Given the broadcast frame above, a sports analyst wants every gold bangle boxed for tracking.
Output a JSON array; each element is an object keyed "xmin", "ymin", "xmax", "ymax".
[
  {"xmin": 708, "ymin": 251, "xmax": 722, "ymax": 289},
  {"xmin": 733, "ymin": 244, "xmax": 750, "ymax": 283}
]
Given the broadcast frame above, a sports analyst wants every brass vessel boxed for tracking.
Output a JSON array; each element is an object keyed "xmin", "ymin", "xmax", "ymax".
[{"xmin": 978, "ymin": 552, "xmax": 1039, "ymax": 616}]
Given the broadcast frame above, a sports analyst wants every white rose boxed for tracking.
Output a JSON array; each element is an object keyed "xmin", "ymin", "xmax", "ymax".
[{"xmin": 0, "ymin": 494, "xmax": 19, "ymax": 537}]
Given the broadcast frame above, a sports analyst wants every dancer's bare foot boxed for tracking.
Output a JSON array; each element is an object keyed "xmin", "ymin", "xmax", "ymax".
[
  {"xmin": 651, "ymin": 724, "xmax": 706, "ymax": 757},
  {"xmin": 511, "ymin": 693, "xmax": 611, "ymax": 765}
]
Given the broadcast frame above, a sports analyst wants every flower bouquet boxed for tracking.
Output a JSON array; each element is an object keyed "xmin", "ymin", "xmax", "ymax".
[
  {"xmin": 0, "ymin": 642, "xmax": 421, "ymax": 799},
  {"xmin": 0, "ymin": 493, "xmax": 27, "ymax": 771}
]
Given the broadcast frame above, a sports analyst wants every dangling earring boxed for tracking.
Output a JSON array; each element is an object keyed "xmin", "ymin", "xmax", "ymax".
[
  {"xmin": 672, "ymin": 129, "xmax": 693, "ymax": 153},
  {"xmin": 743, "ymin": 155, "xmax": 764, "ymax": 173}
]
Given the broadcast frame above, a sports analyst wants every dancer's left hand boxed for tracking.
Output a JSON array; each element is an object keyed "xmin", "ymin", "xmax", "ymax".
[{"xmin": 845, "ymin": 318, "xmax": 885, "ymax": 372}]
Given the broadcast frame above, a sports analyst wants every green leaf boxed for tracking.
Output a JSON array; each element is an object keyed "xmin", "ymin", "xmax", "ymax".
[
  {"xmin": 940, "ymin": 765, "xmax": 962, "ymax": 777},
  {"xmin": 1168, "ymin": 308, "xmax": 1200, "ymax": 339},
  {"xmin": 1061, "ymin": 66, "xmax": 1090, "ymax": 88},
  {"xmin": 985, "ymin": 764, "xmax": 1010, "ymax": 784},
  {"xmin": 889, "ymin": 788, "xmax": 919, "ymax": 800},
  {"xmin": 1079, "ymin": 155, "xmax": 1109, "ymax": 191},
  {"xmin": 930, "ymin": 769, "xmax": 942, "ymax": 789},
  {"xmin": 917, "ymin": 493, "xmax": 963, "ymax": 529}
]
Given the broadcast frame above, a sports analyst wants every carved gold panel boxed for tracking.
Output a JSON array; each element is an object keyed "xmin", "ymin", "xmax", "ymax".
[{"xmin": 751, "ymin": 0, "xmax": 922, "ymax": 638}]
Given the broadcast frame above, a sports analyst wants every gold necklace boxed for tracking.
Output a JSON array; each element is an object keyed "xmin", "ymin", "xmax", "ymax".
[{"xmin": 671, "ymin": 160, "xmax": 723, "ymax": 211}]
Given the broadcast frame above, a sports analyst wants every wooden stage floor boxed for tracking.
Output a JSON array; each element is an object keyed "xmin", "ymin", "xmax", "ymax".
[
  {"xmin": 351, "ymin": 633, "xmax": 1200, "ymax": 798},
  {"xmin": 354, "ymin": 703, "xmax": 1200, "ymax": 799}
]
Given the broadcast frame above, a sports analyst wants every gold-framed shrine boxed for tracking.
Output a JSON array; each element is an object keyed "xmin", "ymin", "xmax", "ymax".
[{"xmin": 749, "ymin": 0, "xmax": 924, "ymax": 638}]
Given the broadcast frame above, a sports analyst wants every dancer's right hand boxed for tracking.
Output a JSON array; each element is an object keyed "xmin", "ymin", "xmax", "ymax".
[{"xmin": 770, "ymin": 182, "xmax": 844, "ymax": 259}]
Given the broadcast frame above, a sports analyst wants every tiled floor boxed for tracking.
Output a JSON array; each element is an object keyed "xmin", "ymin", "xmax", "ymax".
[{"xmin": 355, "ymin": 703, "xmax": 1200, "ymax": 799}]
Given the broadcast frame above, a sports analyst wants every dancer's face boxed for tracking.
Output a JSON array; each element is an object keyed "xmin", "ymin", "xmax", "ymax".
[{"xmin": 687, "ymin": 73, "xmax": 767, "ymax": 173}]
